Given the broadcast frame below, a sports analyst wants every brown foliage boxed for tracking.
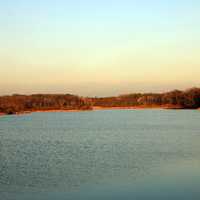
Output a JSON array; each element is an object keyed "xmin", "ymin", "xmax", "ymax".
[
  {"xmin": 89, "ymin": 88, "xmax": 200, "ymax": 109},
  {"xmin": 0, "ymin": 94, "xmax": 92, "ymax": 114},
  {"xmin": 1, "ymin": 88, "xmax": 200, "ymax": 115}
]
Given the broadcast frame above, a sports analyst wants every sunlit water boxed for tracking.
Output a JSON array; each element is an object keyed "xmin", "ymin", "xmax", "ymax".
[{"xmin": 0, "ymin": 109, "xmax": 200, "ymax": 200}]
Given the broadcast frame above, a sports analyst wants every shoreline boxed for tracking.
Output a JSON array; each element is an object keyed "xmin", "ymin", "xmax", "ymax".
[
  {"xmin": 0, "ymin": 105, "xmax": 199, "ymax": 116},
  {"xmin": 0, "ymin": 109, "xmax": 90, "ymax": 116},
  {"xmin": 92, "ymin": 105, "xmax": 184, "ymax": 110}
]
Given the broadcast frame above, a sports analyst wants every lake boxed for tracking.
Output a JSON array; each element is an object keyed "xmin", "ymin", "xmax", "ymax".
[{"xmin": 0, "ymin": 109, "xmax": 200, "ymax": 200}]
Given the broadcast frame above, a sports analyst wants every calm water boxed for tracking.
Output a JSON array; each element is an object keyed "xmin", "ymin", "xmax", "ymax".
[{"xmin": 0, "ymin": 109, "xmax": 200, "ymax": 200}]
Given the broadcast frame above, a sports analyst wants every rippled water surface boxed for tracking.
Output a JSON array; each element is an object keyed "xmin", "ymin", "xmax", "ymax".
[{"xmin": 0, "ymin": 109, "xmax": 200, "ymax": 200}]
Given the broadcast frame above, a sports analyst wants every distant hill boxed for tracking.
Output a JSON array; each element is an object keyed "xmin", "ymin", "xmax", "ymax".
[{"xmin": 1, "ymin": 88, "xmax": 200, "ymax": 115}]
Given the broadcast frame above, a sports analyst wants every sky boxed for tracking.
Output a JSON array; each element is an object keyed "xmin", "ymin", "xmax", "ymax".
[{"xmin": 0, "ymin": 0, "xmax": 200, "ymax": 96}]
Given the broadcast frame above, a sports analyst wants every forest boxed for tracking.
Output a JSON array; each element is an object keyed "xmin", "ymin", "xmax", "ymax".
[
  {"xmin": 89, "ymin": 88, "xmax": 200, "ymax": 109},
  {"xmin": 0, "ymin": 94, "xmax": 92, "ymax": 114},
  {"xmin": 0, "ymin": 88, "xmax": 200, "ymax": 115}
]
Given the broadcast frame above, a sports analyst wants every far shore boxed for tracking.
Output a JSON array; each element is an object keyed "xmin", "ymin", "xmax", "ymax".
[
  {"xmin": 1, "ymin": 88, "xmax": 200, "ymax": 116},
  {"xmin": 0, "ymin": 105, "xmax": 199, "ymax": 116},
  {"xmin": 92, "ymin": 105, "xmax": 185, "ymax": 110}
]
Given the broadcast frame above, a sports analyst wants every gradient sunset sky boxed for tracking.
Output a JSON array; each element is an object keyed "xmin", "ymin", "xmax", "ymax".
[{"xmin": 0, "ymin": 0, "xmax": 200, "ymax": 96}]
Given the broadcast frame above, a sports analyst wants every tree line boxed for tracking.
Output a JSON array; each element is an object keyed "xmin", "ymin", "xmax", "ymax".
[
  {"xmin": 0, "ymin": 88, "xmax": 200, "ymax": 114},
  {"xmin": 0, "ymin": 94, "xmax": 92, "ymax": 114},
  {"xmin": 89, "ymin": 87, "xmax": 200, "ymax": 109}
]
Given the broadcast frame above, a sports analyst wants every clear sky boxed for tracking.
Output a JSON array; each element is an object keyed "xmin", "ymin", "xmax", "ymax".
[{"xmin": 0, "ymin": 0, "xmax": 200, "ymax": 96}]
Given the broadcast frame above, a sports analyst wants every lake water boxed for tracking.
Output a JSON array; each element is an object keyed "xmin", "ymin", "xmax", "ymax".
[{"xmin": 0, "ymin": 109, "xmax": 200, "ymax": 200}]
